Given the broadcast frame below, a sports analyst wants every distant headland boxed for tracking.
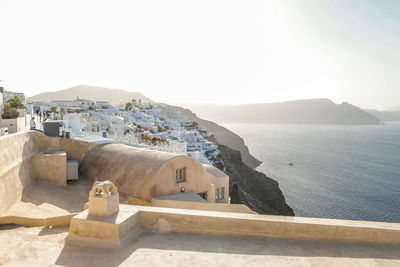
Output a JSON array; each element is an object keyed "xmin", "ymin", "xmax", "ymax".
[{"xmin": 186, "ymin": 99, "xmax": 380, "ymax": 125}]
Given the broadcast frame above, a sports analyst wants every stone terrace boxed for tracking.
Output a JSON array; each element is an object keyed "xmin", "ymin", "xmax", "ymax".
[{"xmin": 0, "ymin": 224, "xmax": 399, "ymax": 266}]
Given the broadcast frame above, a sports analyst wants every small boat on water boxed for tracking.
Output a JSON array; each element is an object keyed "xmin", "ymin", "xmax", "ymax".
[{"xmin": 288, "ymin": 162, "xmax": 294, "ymax": 166}]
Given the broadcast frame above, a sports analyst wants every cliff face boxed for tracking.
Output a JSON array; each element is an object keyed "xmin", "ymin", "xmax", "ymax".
[
  {"xmin": 169, "ymin": 105, "xmax": 294, "ymax": 216},
  {"xmin": 218, "ymin": 144, "xmax": 294, "ymax": 216},
  {"xmin": 170, "ymin": 105, "xmax": 261, "ymax": 169}
]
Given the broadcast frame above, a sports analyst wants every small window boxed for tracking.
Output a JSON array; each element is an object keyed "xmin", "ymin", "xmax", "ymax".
[
  {"xmin": 176, "ymin": 167, "xmax": 186, "ymax": 183},
  {"xmin": 216, "ymin": 187, "xmax": 225, "ymax": 201}
]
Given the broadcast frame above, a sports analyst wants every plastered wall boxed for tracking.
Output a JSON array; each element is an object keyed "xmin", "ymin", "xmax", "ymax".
[
  {"xmin": 0, "ymin": 131, "xmax": 39, "ymax": 213},
  {"xmin": 0, "ymin": 131, "xmax": 97, "ymax": 213},
  {"xmin": 151, "ymin": 198, "xmax": 254, "ymax": 214}
]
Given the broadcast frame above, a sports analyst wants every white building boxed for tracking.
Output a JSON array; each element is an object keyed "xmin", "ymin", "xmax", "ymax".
[
  {"xmin": 75, "ymin": 99, "xmax": 95, "ymax": 109},
  {"xmin": 51, "ymin": 100, "xmax": 75, "ymax": 107},
  {"xmin": 110, "ymin": 117, "xmax": 125, "ymax": 134},
  {"xmin": 50, "ymin": 99, "xmax": 94, "ymax": 110},
  {"xmin": 96, "ymin": 101, "xmax": 109, "ymax": 109},
  {"xmin": 63, "ymin": 114, "xmax": 83, "ymax": 132}
]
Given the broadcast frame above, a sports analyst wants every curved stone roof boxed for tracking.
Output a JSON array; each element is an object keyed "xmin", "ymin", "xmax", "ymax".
[
  {"xmin": 80, "ymin": 143, "xmax": 186, "ymax": 180},
  {"xmin": 80, "ymin": 144, "xmax": 211, "ymax": 201}
]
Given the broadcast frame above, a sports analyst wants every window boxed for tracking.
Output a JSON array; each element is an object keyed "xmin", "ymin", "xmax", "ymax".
[
  {"xmin": 216, "ymin": 187, "xmax": 225, "ymax": 201},
  {"xmin": 176, "ymin": 167, "xmax": 186, "ymax": 183}
]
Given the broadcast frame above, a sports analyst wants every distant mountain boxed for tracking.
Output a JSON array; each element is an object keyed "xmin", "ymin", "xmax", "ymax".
[
  {"xmin": 30, "ymin": 85, "xmax": 152, "ymax": 105},
  {"xmin": 364, "ymin": 109, "xmax": 400, "ymax": 122},
  {"xmin": 186, "ymin": 99, "xmax": 380, "ymax": 125}
]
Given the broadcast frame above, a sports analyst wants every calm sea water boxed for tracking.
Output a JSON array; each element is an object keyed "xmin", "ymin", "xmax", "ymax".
[{"xmin": 222, "ymin": 123, "xmax": 400, "ymax": 223}]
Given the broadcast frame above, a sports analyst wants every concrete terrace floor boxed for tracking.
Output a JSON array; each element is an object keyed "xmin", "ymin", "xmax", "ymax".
[
  {"xmin": 1, "ymin": 177, "xmax": 399, "ymax": 266},
  {"xmin": 1, "ymin": 178, "xmax": 92, "ymax": 218},
  {"xmin": 0, "ymin": 224, "xmax": 399, "ymax": 267}
]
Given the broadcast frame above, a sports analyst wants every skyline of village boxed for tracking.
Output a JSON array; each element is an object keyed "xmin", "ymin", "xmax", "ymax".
[{"xmin": 0, "ymin": 86, "xmax": 226, "ymax": 175}]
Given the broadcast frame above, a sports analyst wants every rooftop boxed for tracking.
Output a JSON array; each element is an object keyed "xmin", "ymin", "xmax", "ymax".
[
  {"xmin": 1, "ymin": 131, "xmax": 400, "ymax": 266},
  {"xmin": 1, "ymin": 222, "xmax": 399, "ymax": 266}
]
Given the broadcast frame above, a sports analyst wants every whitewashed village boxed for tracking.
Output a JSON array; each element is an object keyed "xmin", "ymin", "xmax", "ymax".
[
  {"xmin": 1, "ymin": 87, "xmax": 223, "ymax": 165},
  {"xmin": 0, "ymin": 85, "xmax": 228, "ymax": 202}
]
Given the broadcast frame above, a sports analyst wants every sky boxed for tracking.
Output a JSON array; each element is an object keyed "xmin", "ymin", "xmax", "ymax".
[{"xmin": 0, "ymin": 0, "xmax": 399, "ymax": 110}]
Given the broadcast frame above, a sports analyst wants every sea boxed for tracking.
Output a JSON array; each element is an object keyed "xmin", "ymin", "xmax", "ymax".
[{"xmin": 222, "ymin": 122, "xmax": 400, "ymax": 223}]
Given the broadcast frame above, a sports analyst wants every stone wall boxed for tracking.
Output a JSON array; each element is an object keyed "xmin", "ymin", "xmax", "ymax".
[
  {"xmin": 31, "ymin": 151, "xmax": 67, "ymax": 187},
  {"xmin": 0, "ymin": 131, "xmax": 97, "ymax": 213},
  {"xmin": 0, "ymin": 132, "xmax": 39, "ymax": 213},
  {"xmin": 151, "ymin": 198, "xmax": 254, "ymax": 214},
  {"xmin": 139, "ymin": 206, "xmax": 400, "ymax": 245},
  {"xmin": 35, "ymin": 134, "xmax": 98, "ymax": 163},
  {"xmin": 71, "ymin": 204, "xmax": 400, "ymax": 245}
]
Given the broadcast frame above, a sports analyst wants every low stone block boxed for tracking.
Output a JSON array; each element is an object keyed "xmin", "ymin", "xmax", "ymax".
[{"xmin": 31, "ymin": 150, "xmax": 67, "ymax": 187}]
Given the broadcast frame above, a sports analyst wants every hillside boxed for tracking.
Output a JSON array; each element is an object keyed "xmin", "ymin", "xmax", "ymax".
[
  {"xmin": 169, "ymin": 105, "xmax": 293, "ymax": 215},
  {"xmin": 186, "ymin": 99, "xmax": 380, "ymax": 125},
  {"xmin": 219, "ymin": 145, "xmax": 294, "ymax": 215},
  {"xmin": 169, "ymin": 105, "xmax": 261, "ymax": 169},
  {"xmin": 30, "ymin": 85, "xmax": 152, "ymax": 105}
]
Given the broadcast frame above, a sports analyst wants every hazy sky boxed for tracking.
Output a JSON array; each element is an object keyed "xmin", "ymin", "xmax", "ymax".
[{"xmin": 1, "ymin": 0, "xmax": 399, "ymax": 110}]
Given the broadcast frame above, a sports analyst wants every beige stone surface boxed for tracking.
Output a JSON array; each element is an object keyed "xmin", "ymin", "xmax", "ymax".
[
  {"xmin": 88, "ymin": 194, "xmax": 120, "ymax": 216},
  {"xmin": 0, "ymin": 225, "xmax": 399, "ymax": 266},
  {"xmin": 70, "ymin": 205, "xmax": 140, "ymax": 243},
  {"xmin": 70, "ymin": 204, "xmax": 400, "ymax": 245},
  {"xmin": 80, "ymin": 144, "xmax": 214, "ymax": 202},
  {"xmin": 125, "ymin": 197, "xmax": 152, "ymax": 206},
  {"xmin": 31, "ymin": 150, "xmax": 67, "ymax": 186},
  {"xmin": 88, "ymin": 181, "xmax": 120, "ymax": 217},
  {"xmin": 203, "ymin": 164, "xmax": 230, "ymax": 203},
  {"xmin": 138, "ymin": 206, "xmax": 400, "ymax": 245},
  {"xmin": 0, "ymin": 131, "xmax": 97, "ymax": 214},
  {"xmin": 0, "ymin": 131, "xmax": 39, "ymax": 213},
  {"xmin": 0, "ymin": 178, "xmax": 92, "ymax": 226},
  {"xmin": 35, "ymin": 133, "xmax": 98, "ymax": 163},
  {"xmin": 151, "ymin": 198, "xmax": 255, "ymax": 214}
]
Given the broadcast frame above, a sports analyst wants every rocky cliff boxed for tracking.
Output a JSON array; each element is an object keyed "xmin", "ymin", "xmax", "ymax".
[
  {"xmin": 170, "ymin": 105, "xmax": 261, "ymax": 169},
  {"xmin": 217, "ymin": 144, "xmax": 294, "ymax": 215},
  {"xmin": 170, "ymin": 105, "xmax": 294, "ymax": 216}
]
